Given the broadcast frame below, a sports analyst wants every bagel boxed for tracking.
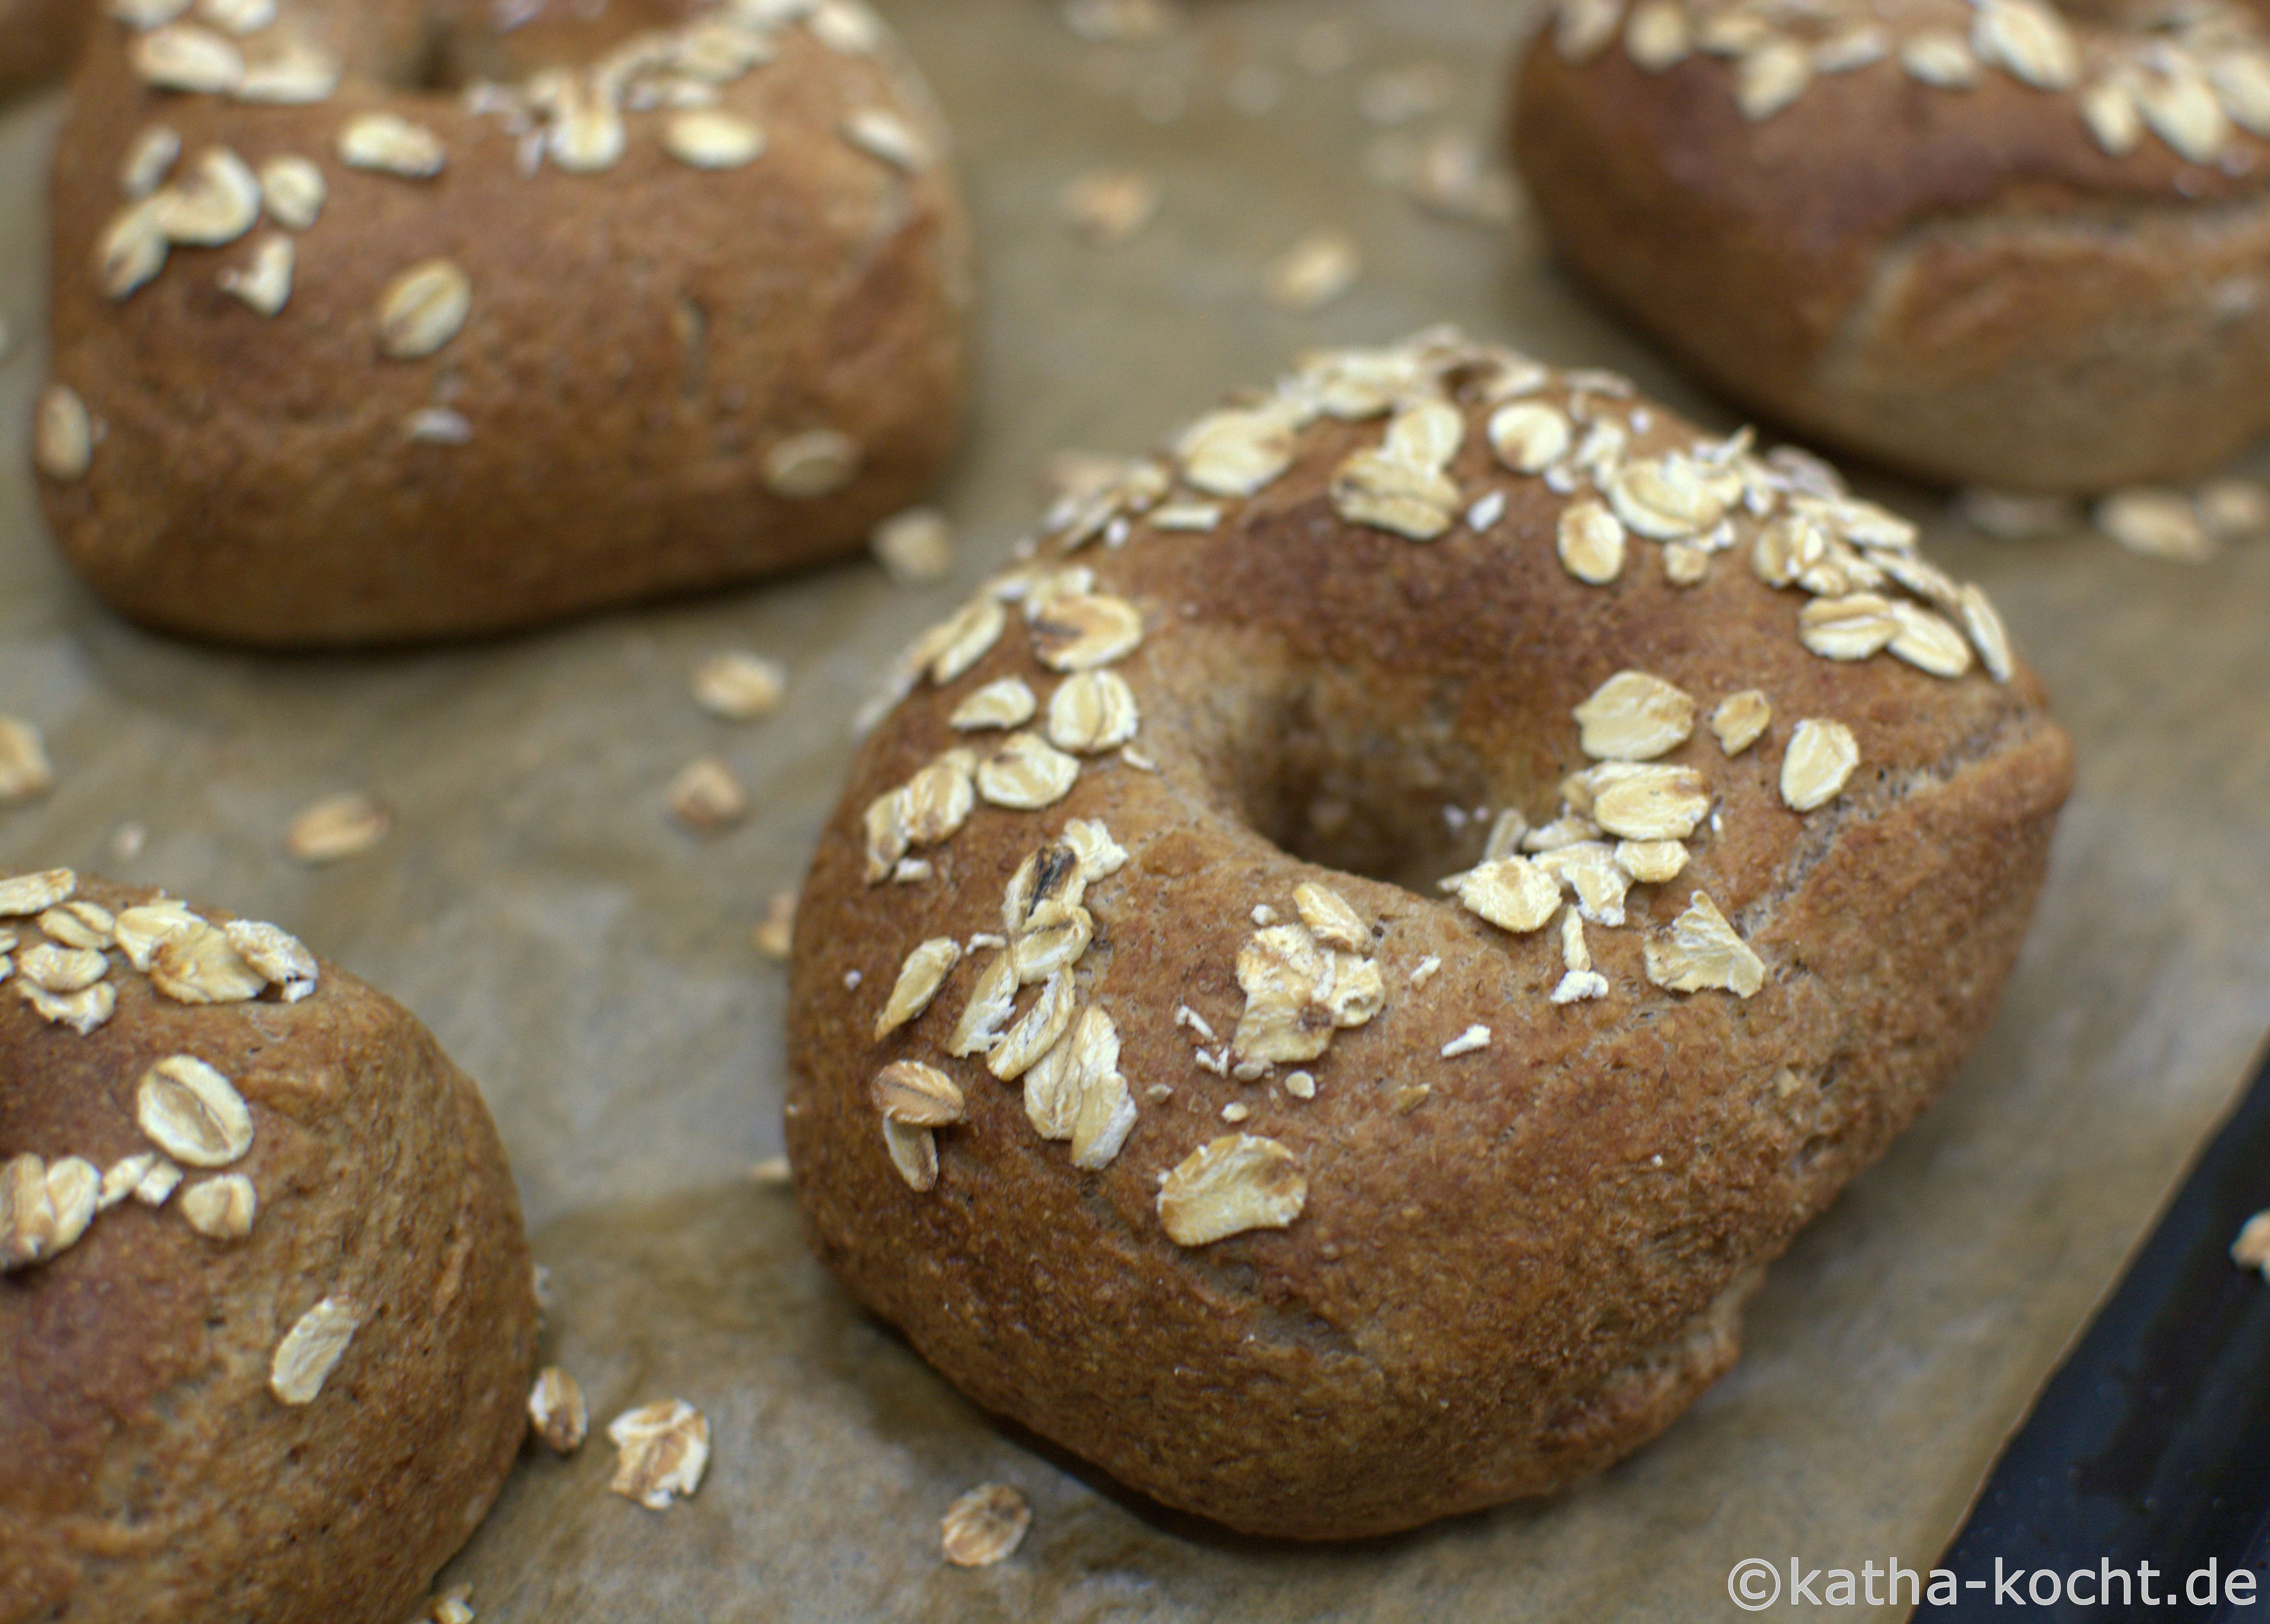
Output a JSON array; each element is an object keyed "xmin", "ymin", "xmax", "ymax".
[
  {"xmin": 0, "ymin": 871, "xmax": 538, "ymax": 1620},
  {"xmin": 0, "ymin": 0, "xmax": 89, "ymax": 95},
  {"xmin": 784, "ymin": 329, "xmax": 2074, "ymax": 1539},
  {"xmin": 1512, "ymin": 0, "xmax": 2270, "ymax": 492},
  {"xmin": 35, "ymin": 0, "xmax": 970, "ymax": 645}
]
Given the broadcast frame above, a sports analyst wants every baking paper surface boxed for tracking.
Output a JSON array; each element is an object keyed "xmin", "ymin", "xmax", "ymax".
[{"xmin": 3, "ymin": 0, "xmax": 2268, "ymax": 1615}]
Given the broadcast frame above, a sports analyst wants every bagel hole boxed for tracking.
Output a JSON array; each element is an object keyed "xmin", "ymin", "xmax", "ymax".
[{"xmin": 1220, "ymin": 677, "xmax": 1517, "ymax": 899}]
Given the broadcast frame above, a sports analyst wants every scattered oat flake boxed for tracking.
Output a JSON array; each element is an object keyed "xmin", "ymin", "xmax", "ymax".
[
  {"xmin": 113, "ymin": 899, "xmax": 193, "ymax": 968},
  {"xmin": 375, "ymin": 258, "xmax": 471, "ymax": 359},
  {"xmin": 1573, "ymin": 670, "xmax": 1695, "ymax": 762},
  {"xmin": 270, "ymin": 1295, "xmax": 360, "ymax": 1405},
  {"xmin": 1615, "ymin": 838, "xmax": 1687, "ymax": 884},
  {"xmin": 1735, "ymin": 38, "xmax": 1812, "ymax": 119},
  {"xmin": 751, "ymin": 1153, "xmax": 791, "ymax": 1184},
  {"xmin": 872, "ymin": 507, "xmax": 955, "ymax": 582},
  {"xmin": 1489, "ymin": 400, "xmax": 1571, "ymax": 474},
  {"xmin": 132, "ymin": 24, "xmax": 243, "ymax": 93},
  {"xmin": 2232, "ymin": 1210, "xmax": 2270, "ymax": 1275},
  {"xmin": 152, "ymin": 921, "xmax": 265, "ymax": 1004},
  {"xmin": 875, "ymin": 939, "xmax": 962, "ymax": 1039},
  {"xmin": 1643, "ymin": 891, "xmax": 1766, "ymax": 998},
  {"xmin": 138, "ymin": 1054, "xmax": 254, "ymax": 1167},
  {"xmin": 691, "ymin": 651, "xmax": 787, "ymax": 720},
  {"xmin": 122, "ymin": 124, "xmax": 181, "ymax": 196},
  {"xmin": 1456, "ymin": 856, "xmax": 1560, "ymax": 934},
  {"xmin": 0, "ymin": 719, "xmax": 53, "ymax": 802},
  {"xmin": 1177, "ymin": 404, "xmax": 1300, "ymax": 497},
  {"xmin": 763, "ymin": 428, "xmax": 859, "ymax": 499},
  {"xmin": 1588, "ymin": 763, "xmax": 1710, "ymax": 841},
  {"xmin": 1440, "ymin": 1024, "xmax": 1491, "ymax": 1057},
  {"xmin": 1060, "ymin": 168, "xmax": 1159, "ymax": 244},
  {"xmin": 1798, "ymin": 594, "xmax": 1901, "ymax": 662},
  {"xmin": 951, "ymin": 677, "xmax": 1037, "ymax": 732},
  {"xmin": 977, "ymin": 731, "xmax": 1080, "ymax": 810},
  {"xmin": 753, "ymin": 890, "xmax": 795, "ymax": 960},
  {"xmin": 1780, "ymin": 718, "xmax": 1859, "ymax": 812},
  {"xmin": 873, "ymin": 1059, "xmax": 966, "ymax": 1125},
  {"xmin": 338, "ymin": 112, "xmax": 446, "ymax": 178},
  {"xmin": 33, "ymin": 385, "xmax": 93, "ymax": 481},
  {"xmin": 225, "ymin": 919, "xmax": 317, "ymax": 1001},
  {"xmin": 1045, "ymin": 670, "xmax": 1140, "ymax": 754},
  {"xmin": 1557, "ymin": 500, "xmax": 1626, "ymax": 584},
  {"xmin": 404, "ymin": 407, "xmax": 471, "ymax": 445},
  {"xmin": 1030, "ymin": 592, "xmax": 1143, "ymax": 671},
  {"xmin": 529, "ymin": 1366, "xmax": 589, "ymax": 1453},
  {"xmin": 1958, "ymin": 585, "xmax": 2015, "ymax": 684},
  {"xmin": 1956, "ymin": 488, "xmax": 2074, "ymax": 541},
  {"xmin": 2198, "ymin": 479, "xmax": 2270, "ymax": 541},
  {"xmin": 881, "ymin": 1113, "xmax": 938, "ymax": 1189},
  {"xmin": 1973, "ymin": 0, "xmax": 2078, "ymax": 91},
  {"xmin": 668, "ymin": 757, "xmax": 750, "ymax": 833},
  {"xmin": 210, "ymin": 230, "xmax": 292, "ymax": 316},
  {"xmin": 665, "ymin": 109, "xmax": 765, "ymax": 168},
  {"xmin": 1710, "ymin": 690, "xmax": 1771, "ymax": 755},
  {"xmin": 2, "ymin": 1155, "xmax": 56, "ymax": 1271},
  {"xmin": 608, "ymin": 1399, "xmax": 710, "ymax": 1509},
  {"xmin": 1266, "ymin": 231, "xmax": 1360, "ymax": 311},
  {"xmin": 1157, "ymin": 1132, "xmax": 1307, "ymax": 1246},
  {"xmin": 842, "ymin": 106, "xmax": 927, "ymax": 170},
  {"xmin": 40, "ymin": 901, "xmax": 113, "ymax": 952},
  {"xmin": 2096, "ymin": 488, "xmax": 2214, "ymax": 562},
  {"xmin": 942, "ymin": 1483, "xmax": 1033, "ymax": 1567},
  {"xmin": 181, "ymin": 1173, "xmax": 256, "ymax": 1239},
  {"xmin": 1293, "ymin": 881, "xmax": 1367, "ymax": 951},
  {"xmin": 921, "ymin": 595, "xmax": 1006, "ymax": 684}
]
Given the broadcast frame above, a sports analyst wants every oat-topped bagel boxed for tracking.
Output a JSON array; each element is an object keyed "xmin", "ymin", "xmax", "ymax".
[
  {"xmin": 35, "ymin": 0, "xmax": 970, "ymax": 645},
  {"xmin": 785, "ymin": 329, "xmax": 2074, "ymax": 1539},
  {"xmin": 0, "ymin": 871, "xmax": 538, "ymax": 1620},
  {"xmin": 1513, "ymin": 0, "xmax": 2270, "ymax": 492},
  {"xmin": 0, "ymin": 0, "xmax": 89, "ymax": 94}
]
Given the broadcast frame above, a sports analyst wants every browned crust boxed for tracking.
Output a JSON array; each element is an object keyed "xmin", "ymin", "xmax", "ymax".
[
  {"xmin": 783, "ymin": 373, "xmax": 2075, "ymax": 1539},
  {"xmin": 1511, "ymin": 33, "xmax": 2270, "ymax": 489},
  {"xmin": 0, "ymin": 0, "xmax": 89, "ymax": 95},
  {"xmin": 0, "ymin": 875, "xmax": 538, "ymax": 1624},
  {"xmin": 40, "ymin": 0, "xmax": 972, "ymax": 645}
]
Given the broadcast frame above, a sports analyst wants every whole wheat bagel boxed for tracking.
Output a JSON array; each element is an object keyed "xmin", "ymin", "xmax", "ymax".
[
  {"xmin": 34, "ymin": 0, "xmax": 970, "ymax": 645},
  {"xmin": 0, "ymin": 870, "xmax": 537, "ymax": 1621},
  {"xmin": 1513, "ymin": 0, "xmax": 2270, "ymax": 492},
  {"xmin": 0, "ymin": 0, "xmax": 89, "ymax": 94},
  {"xmin": 785, "ymin": 330, "xmax": 2073, "ymax": 1538}
]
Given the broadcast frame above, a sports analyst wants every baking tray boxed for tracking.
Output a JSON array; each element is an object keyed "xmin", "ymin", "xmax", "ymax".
[{"xmin": 4, "ymin": 0, "xmax": 2270, "ymax": 1615}]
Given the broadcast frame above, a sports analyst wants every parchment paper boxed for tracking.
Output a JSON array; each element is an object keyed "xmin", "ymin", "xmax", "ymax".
[{"xmin": 4, "ymin": 0, "xmax": 2269, "ymax": 1615}]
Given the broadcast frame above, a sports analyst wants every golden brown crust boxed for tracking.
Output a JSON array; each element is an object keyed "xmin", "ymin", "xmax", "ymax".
[
  {"xmin": 0, "ymin": 874, "xmax": 538, "ymax": 1623},
  {"xmin": 0, "ymin": 0, "xmax": 89, "ymax": 94},
  {"xmin": 785, "ymin": 337, "xmax": 2073, "ymax": 1538},
  {"xmin": 1512, "ymin": 8, "xmax": 2270, "ymax": 491},
  {"xmin": 39, "ymin": 0, "xmax": 972, "ymax": 645}
]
